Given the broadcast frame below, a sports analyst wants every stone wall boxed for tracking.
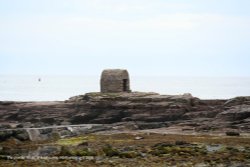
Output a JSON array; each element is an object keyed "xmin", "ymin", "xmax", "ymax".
[{"xmin": 100, "ymin": 69, "xmax": 130, "ymax": 93}]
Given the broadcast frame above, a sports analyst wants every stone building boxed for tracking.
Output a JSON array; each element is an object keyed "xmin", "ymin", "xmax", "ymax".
[{"xmin": 100, "ymin": 69, "xmax": 131, "ymax": 93}]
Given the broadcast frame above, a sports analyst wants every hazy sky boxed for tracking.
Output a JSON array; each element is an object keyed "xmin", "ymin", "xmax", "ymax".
[{"xmin": 1, "ymin": 0, "xmax": 250, "ymax": 76}]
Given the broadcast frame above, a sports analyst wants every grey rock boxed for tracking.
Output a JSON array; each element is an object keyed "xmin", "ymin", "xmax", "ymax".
[
  {"xmin": 217, "ymin": 105, "xmax": 250, "ymax": 121},
  {"xmin": 0, "ymin": 130, "xmax": 13, "ymax": 141},
  {"xmin": 226, "ymin": 131, "xmax": 240, "ymax": 136},
  {"xmin": 14, "ymin": 129, "xmax": 29, "ymax": 141},
  {"xmin": 135, "ymin": 136, "xmax": 144, "ymax": 140},
  {"xmin": 0, "ymin": 93, "xmax": 249, "ymax": 133}
]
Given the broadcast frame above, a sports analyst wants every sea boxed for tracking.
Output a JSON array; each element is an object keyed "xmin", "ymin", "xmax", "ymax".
[{"xmin": 0, "ymin": 75, "xmax": 250, "ymax": 101}]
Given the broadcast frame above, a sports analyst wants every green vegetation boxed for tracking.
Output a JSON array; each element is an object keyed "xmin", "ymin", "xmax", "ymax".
[
  {"xmin": 102, "ymin": 144, "xmax": 119, "ymax": 157},
  {"xmin": 0, "ymin": 133, "xmax": 250, "ymax": 166},
  {"xmin": 59, "ymin": 146, "xmax": 97, "ymax": 156},
  {"xmin": 56, "ymin": 135, "xmax": 96, "ymax": 146}
]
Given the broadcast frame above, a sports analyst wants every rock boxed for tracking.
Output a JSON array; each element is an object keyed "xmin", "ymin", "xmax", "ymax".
[
  {"xmin": 0, "ymin": 124, "xmax": 12, "ymax": 129},
  {"xmin": 35, "ymin": 146, "xmax": 60, "ymax": 156},
  {"xmin": 39, "ymin": 128, "xmax": 53, "ymax": 134},
  {"xmin": 14, "ymin": 130, "xmax": 29, "ymax": 141},
  {"xmin": 16, "ymin": 122, "xmax": 33, "ymax": 128},
  {"xmin": 0, "ymin": 130, "xmax": 13, "ymax": 141},
  {"xmin": 26, "ymin": 129, "xmax": 41, "ymax": 141},
  {"xmin": 0, "ymin": 101, "xmax": 15, "ymax": 105},
  {"xmin": 119, "ymin": 151, "xmax": 139, "ymax": 158},
  {"xmin": 224, "ymin": 96, "xmax": 250, "ymax": 107},
  {"xmin": 16, "ymin": 124, "xmax": 24, "ymax": 128},
  {"xmin": 136, "ymin": 122, "xmax": 166, "ymax": 130},
  {"xmin": 60, "ymin": 121, "xmax": 70, "ymax": 125},
  {"xmin": 175, "ymin": 141, "xmax": 189, "ymax": 145},
  {"xmin": 59, "ymin": 130, "xmax": 72, "ymax": 137},
  {"xmin": 34, "ymin": 122, "xmax": 49, "ymax": 128},
  {"xmin": 195, "ymin": 125, "xmax": 213, "ymax": 132},
  {"xmin": 0, "ymin": 93, "xmax": 250, "ymax": 133},
  {"xmin": 153, "ymin": 142, "xmax": 173, "ymax": 148},
  {"xmin": 135, "ymin": 136, "xmax": 144, "ymax": 140},
  {"xmin": 226, "ymin": 131, "xmax": 240, "ymax": 136},
  {"xmin": 217, "ymin": 105, "xmax": 250, "ymax": 121},
  {"xmin": 183, "ymin": 110, "xmax": 220, "ymax": 119},
  {"xmin": 0, "ymin": 129, "xmax": 30, "ymax": 141},
  {"xmin": 50, "ymin": 132, "xmax": 60, "ymax": 140},
  {"xmin": 40, "ymin": 117, "xmax": 55, "ymax": 124},
  {"xmin": 102, "ymin": 145, "xmax": 119, "ymax": 157}
]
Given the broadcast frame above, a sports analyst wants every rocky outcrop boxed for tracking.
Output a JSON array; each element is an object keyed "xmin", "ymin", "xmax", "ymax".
[
  {"xmin": 216, "ymin": 105, "xmax": 250, "ymax": 121},
  {"xmin": 0, "ymin": 92, "xmax": 249, "ymax": 135},
  {"xmin": 0, "ymin": 124, "xmax": 112, "ymax": 142}
]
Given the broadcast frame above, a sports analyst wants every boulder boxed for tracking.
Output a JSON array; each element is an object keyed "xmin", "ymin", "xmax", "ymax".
[
  {"xmin": 224, "ymin": 96, "xmax": 250, "ymax": 107},
  {"xmin": 217, "ymin": 105, "xmax": 250, "ymax": 121},
  {"xmin": 13, "ymin": 130, "xmax": 29, "ymax": 141},
  {"xmin": 226, "ymin": 131, "xmax": 240, "ymax": 136},
  {"xmin": 0, "ymin": 130, "xmax": 13, "ymax": 141}
]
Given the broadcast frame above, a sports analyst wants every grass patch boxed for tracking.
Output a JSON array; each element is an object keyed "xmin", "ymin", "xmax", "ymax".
[{"xmin": 56, "ymin": 135, "xmax": 96, "ymax": 146}]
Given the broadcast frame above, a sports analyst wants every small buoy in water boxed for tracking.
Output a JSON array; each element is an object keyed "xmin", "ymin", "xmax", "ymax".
[{"xmin": 38, "ymin": 78, "xmax": 41, "ymax": 82}]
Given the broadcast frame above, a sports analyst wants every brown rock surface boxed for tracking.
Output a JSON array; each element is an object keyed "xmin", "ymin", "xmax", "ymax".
[{"xmin": 0, "ymin": 93, "xmax": 249, "ymax": 132}]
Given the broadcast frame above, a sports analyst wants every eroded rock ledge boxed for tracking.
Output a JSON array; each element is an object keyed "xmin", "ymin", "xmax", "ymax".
[{"xmin": 0, "ymin": 92, "xmax": 249, "ymax": 132}]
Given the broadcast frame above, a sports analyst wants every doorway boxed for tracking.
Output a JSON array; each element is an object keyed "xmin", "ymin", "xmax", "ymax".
[{"xmin": 123, "ymin": 79, "xmax": 127, "ymax": 91}]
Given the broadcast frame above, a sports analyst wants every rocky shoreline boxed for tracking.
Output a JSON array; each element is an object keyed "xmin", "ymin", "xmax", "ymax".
[
  {"xmin": 0, "ymin": 92, "xmax": 249, "ymax": 141},
  {"xmin": 1, "ymin": 92, "xmax": 250, "ymax": 129},
  {"xmin": 0, "ymin": 92, "xmax": 250, "ymax": 166}
]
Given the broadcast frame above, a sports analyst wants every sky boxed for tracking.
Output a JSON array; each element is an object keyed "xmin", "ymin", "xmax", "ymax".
[{"xmin": 0, "ymin": 0, "xmax": 250, "ymax": 76}]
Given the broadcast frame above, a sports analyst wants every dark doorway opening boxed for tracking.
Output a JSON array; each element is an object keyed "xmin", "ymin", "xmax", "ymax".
[{"xmin": 123, "ymin": 79, "xmax": 127, "ymax": 91}]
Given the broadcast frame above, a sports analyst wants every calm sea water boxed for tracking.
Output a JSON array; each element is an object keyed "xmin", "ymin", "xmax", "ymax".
[{"xmin": 0, "ymin": 75, "xmax": 250, "ymax": 101}]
